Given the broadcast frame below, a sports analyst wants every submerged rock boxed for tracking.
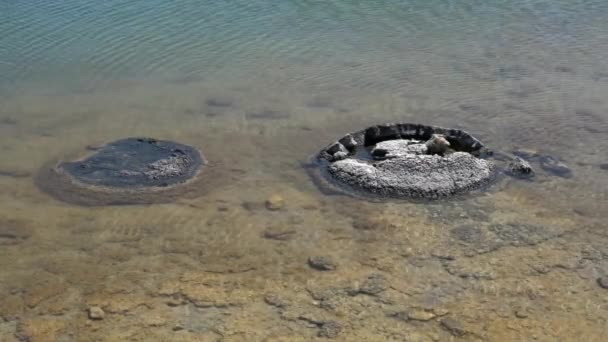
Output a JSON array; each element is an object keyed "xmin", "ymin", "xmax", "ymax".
[
  {"xmin": 308, "ymin": 123, "xmax": 495, "ymax": 200},
  {"xmin": 265, "ymin": 194, "xmax": 285, "ymax": 211},
  {"xmin": 506, "ymin": 156, "xmax": 534, "ymax": 178},
  {"xmin": 35, "ymin": 137, "xmax": 207, "ymax": 206},
  {"xmin": 539, "ymin": 155, "xmax": 572, "ymax": 178},
  {"xmin": 87, "ymin": 306, "xmax": 105, "ymax": 320},
  {"xmin": 308, "ymin": 256, "xmax": 337, "ymax": 271}
]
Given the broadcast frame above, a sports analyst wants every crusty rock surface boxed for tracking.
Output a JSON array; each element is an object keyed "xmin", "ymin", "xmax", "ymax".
[
  {"xmin": 310, "ymin": 123, "xmax": 494, "ymax": 200},
  {"xmin": 328, "ymin": 151, "xmax": 493, "ymax": 199}
]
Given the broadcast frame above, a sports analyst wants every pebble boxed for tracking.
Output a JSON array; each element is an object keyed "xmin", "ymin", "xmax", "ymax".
[
  {"xmin": 440, "ymin": 318, "xmax": 466, "ymax": 337},
  {"xmin": 262, "ymin": 226, "xmax": 296, "ymax": 241},
  {"xmin": 597, "ymin": 276, "xmax": 608, "ymax": 289},
  {"xmin": 408, "ymin": 310, "xmax": 437, "ymax": 321},
  {"xmin": 514, "ymin": 308, "xmax": 529, "ymax": 319},
  {"xmin": 539, "ymin": 155, "xmax": 572, "ymax": 178},
  {"xmin": 359, "ymin": 274, "xmax": 388, "ymax": 295},
  {"xmin": 88, "ymin": 306, "xmax": 105, "ymax": 320},
  {"xmin": 265, "ymin": 194, "xmax": 285, "ymax": 211},
  {"xmin": 506, "ymin": 157, "xmax": 534, "ymax": 178},
  {"xmin": 264, "ymin": 294, "xmax": 288, "ymax": 308},
  {"xmin": 308, "ymin": 256, "xmax": 337, "ymax": 271},
  {"xmin": 318, "ymin": 321, "xmax": 341, "ymax": 338}
]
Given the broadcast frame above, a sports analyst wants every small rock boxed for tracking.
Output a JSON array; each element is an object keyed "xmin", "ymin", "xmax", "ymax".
[
  {"xmin": 440, "ymin": 318, "xmax": 466, "ymax": 337},
  {"xmin": 432, "ymin": 308, "xmax": 450, "ymax": 317},
  {"xmin": 308, "ymin": 256, "xmax": 337, "ymax": 271},
  {"xmin": 539, "ymin": 155, "xmax": 572, "ymax": 178},
  {"xmin": 262, "ymin": 226, "xmax": 296, "ymax": 241},
  {"xmin": 408, "ymin": 310, "xmax": 436, "ymax": 321},
  {"xmin": 265, "ymin": 194, "xmax": 285, "ymax": 211},
  {"xmin": 359, "ymin": 274, "xmax": 388, "ymax": 295},
  {"xmin": 599, "ymin": 163, "xmax": 608, "ymax": 171},
  {"xmin": 597, "ymin": 276, "xmax": 608, "ymax": 289},
  {"xmin": 514, "ymin": 308, "xmax": 529, "ymax": 319},
  {"xmin": 318, "ymin": 321, "xmax": 341, "ymax": 338},
  {"xmin": 264, "ymin": 294, "xmax": 288, "ymax": 308},
  {"xmin": 88, "ymin": 306, "xmax": 105, "ymax": 320},
  {"xmin": 506, "ymin": 157, "xmax": 534, "ymax": 178}
]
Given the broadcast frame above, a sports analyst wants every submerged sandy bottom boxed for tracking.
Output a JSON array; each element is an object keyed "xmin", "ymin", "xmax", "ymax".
[{"xmin": 0, "ymin": 70, "xmax": 607, "ymax": 342}]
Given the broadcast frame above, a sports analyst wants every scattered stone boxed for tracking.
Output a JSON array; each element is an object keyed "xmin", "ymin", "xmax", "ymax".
[
  {"xmin": 358, "ymin": 274, "xmax": 388, "ymax": 295},
  {"xmin": 539, "ymin": 155, "xmax": 572, "ymax": 178},
  {"xmin": 599, "ymin": 163, "xmax": 608, "ymax": 171},
  {"xmin": 318, "ymin": 321, "xmax": 341, "ymax": 338},
  {"xmin": 440, "ymin": 317, "xmax": 466, "ymax": 337},
  {"xmin": 506, "ymin": 156, "xmax": 534, "ymax": 178},
  {"xmin": 264, "ymin": 294, "xmax": 288, "ymax": 308},
  {"xmin": 262, "ymin": 226, "xmax": 295, "ymax": 241},
  {"xmin": 308, "ymin": 256, "xmax": 337, "ymax": 271},
  {"xmin": 265, "ymin": 194, "xmax": 285, "ymax": 211},
  {"xmin": 407, "ymin": 310, "xmax": 437, "ymax": 321},
  {"xmin": 597, "ymin": 276, "xmax": 608, "ymax": 289},
  {"xmin": 514, "ymin": 308, "xmax": 529, "ymax": 319}
]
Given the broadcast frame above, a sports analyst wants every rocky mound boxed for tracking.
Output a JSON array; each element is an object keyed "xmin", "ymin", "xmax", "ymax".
[
  {"xmin": 35, "ymin": 137, "xmax": 206, "ymax": 206},
  {"xmin": 309, "ymin": 123, "xmax": 496, "ymax": 200}
]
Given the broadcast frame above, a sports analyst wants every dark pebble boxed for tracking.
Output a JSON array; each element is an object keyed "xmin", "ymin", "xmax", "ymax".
[
  {"xmin": 318, "ymin": 321, "xmax": 341, "ymax": 338},
  {"xmin": 539, "ymin": 155, "xmax": 572, "ymax": 178},
  {"xmin": 440, "ymin": 317, "xmax": 466, "ymax": 337},
  {"xmin": 359, "ymin": 274, "xmax": 388, "ymax": 295},
  {"xmin": 599, "ymin": 163, "xmax": 608, "ymax": 171},
  {"xmin": 308, "ymin": 256, "xmax": 337, "ymax": 271},
  {"xmin": 597, "ymin": 276, "xmax": 608, "ymax": 289},
  {"xmin": 506, "ymin": 156, "xmax": 534, "ymax": 179}
]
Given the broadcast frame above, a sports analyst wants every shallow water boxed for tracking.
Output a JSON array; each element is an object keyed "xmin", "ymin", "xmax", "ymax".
[{"xmin": 1, "ymin": 1, "xmax": 608, "ymax": 341}]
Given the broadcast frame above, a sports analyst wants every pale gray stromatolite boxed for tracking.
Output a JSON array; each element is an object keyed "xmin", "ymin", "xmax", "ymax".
[{"xmin": 309, "ymin": 123, "xmax": 496, "ymax": 200}]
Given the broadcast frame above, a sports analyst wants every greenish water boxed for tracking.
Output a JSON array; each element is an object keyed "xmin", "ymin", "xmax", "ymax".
[{"xmin": 1, "ymin": 1, "xmax": 607, "ymax": 341}]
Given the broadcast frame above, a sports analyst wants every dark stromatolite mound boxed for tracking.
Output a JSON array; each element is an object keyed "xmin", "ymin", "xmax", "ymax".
[
  {"xmin": 36, "ymin": 138, "xmax": 207, "ymax": 206},
  {"xmin": 308, "ymin": 123, "xmax": 496, "ymax": 200}
]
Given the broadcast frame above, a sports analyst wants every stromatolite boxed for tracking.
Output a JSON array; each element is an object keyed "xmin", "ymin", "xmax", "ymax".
[
  {"xmin": 35, "ymin": 137, "xmax": 209, "ymax": 206},
  {"xmin": 307, "ymin": 123, "xmax": 496, "ymax": 200}
]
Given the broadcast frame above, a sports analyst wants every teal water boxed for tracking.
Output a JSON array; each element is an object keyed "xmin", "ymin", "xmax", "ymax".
[
  {"xmin": 1, "ymin": 1, "xmax": 608, "ymax": 341},
  {"xmin": 2, "ymin": 0, "xmax": 608, "ymax": 93}
]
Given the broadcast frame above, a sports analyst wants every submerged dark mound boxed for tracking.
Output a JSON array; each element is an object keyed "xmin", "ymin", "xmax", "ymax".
[
  {"xmin": 36, "ymin": 137, "xmax": 206, "ymax": 206},
  {"xmin": 308, "ymin": 123, "xmax": 496, "ymax": 200}
]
